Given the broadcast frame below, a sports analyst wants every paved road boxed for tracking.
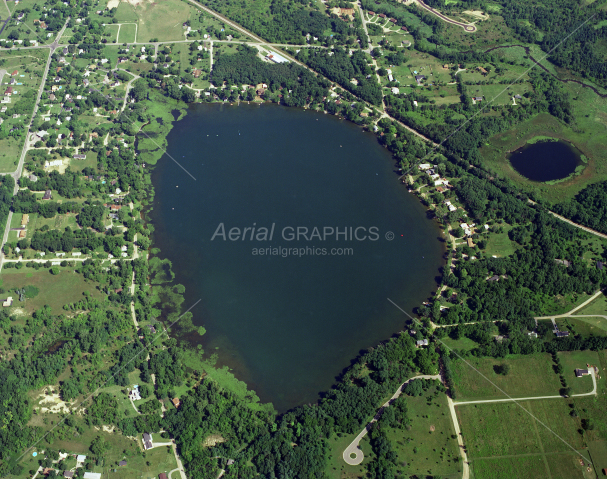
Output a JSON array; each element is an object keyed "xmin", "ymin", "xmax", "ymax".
[
  {"xmin": 446, "ymin": 396, "xmax": 470, "ymax": 479},
  {"xmin": 342, "ymin": 374, "xmax": 440, "ymax": 465},
  {"xmin": 453, "ymin": 368, "xmax": 598, "ymax": 406},
  {"xmin": 413, "ymin": 0, "xmax": 476, "ymax": 32}
]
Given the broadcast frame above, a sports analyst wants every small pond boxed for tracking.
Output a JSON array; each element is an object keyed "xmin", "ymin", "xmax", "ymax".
[{"xmin": 508, "ymin": 140, "xmax": 583, "ymax": 182}]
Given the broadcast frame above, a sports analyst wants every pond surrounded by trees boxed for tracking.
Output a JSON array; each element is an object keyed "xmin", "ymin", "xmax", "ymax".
[
  {"xmin": 149, "ymin": 103, "xmax": 444, "ymax": 411},
  {"xmin": 508, "ymin": 139, "xmax": 583, "ymax": 182}
]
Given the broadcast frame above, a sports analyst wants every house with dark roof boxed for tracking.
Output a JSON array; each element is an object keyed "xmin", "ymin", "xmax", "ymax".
[
  {"xmin": 555, "ymin": 331, "xmax": 570, "ymax": 338},
  {"xmin": 42, "ymin": 190, "xmax": 52, "ymax": 200},
  {"xmin": 575, "ymin": 368, "xmax": 589, "ymax": 377},
  {"xmin": 119, "ymin": 460, "xmax": 127, "ymax": 466}
]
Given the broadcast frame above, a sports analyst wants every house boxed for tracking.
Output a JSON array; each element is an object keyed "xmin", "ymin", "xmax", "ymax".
[
  {"xmin": 42, "ymin": 190, "xmax": 52, "ymax": 200},
  {"xmin": 338, "ymin": 7, "xmax": 355, "ymax": 15},
  {"xmin": 172, "ymin": 397, "xmax": 180, "ymax": 408},
  {"xmin": 466, "ymin": 237, "xmax": 475, "ymax": 248},
  {"xmin": 555, "ymin": 259, "xmax": 571, "ymax": 267},
  {"xmin": 555, "ymin": 331, "xmax": 570, "ymax": 338},
  {"xmin": 528, "ymin": 332, "xmax": 538, "ymax": 338},
  {"xmin": 76, "ymin": 455, "xmax": 86, "ymax": 463},
  {"xmin": 49, "ymin": 93, "xmax": 56, "ymax": 101},
  {"xmin": 597, "ymin": 261, "xmax": 603, "ymax": 270},
  {"xmin": 368, "ymin": 11, "xmax": 375, "ymax": 15},
  {"xmin": 159, "ymin": 474, "xmax": 169, "ymax": 479},
  {"xmin": 21, "ymin": 214, "xmax": 29, "ymax": 226},
  {"xmin": 415, "ymin": 75, "xmax": 425, "ymax": 84},
  {"xmin": 379, "ymin": 13, "xmax": 386, "ymax": 18},
  {"xmin": 11, "ymin": 70, "xmax": 18, "ymax": 76},
  {"xmin": 2, "ymin": 297, "xmax": 13, "ymax": 307},
  {"xmin": 389, "ymin": 18, "xmax": 397, "ymax": 23},
  {"xmin": 487, "ymin": 275, "xmax": 500, "ymax": 282},
  {"xmin": 575, "ymin": 368, "xmax": 589, "ymax": 377},
  {"xmin": 391, "ymin": 87, "xmax": 399, "ymax": 94},
  {"xmin": 63, "ymin": 472, "xmax": 74, "ymax": 478},
  {"xmin": 73, "ymin": 154, "xmax": 86, "ymax": 160},
  {"xmin": 514, "ymin": 94, "xmax": 522, "ymax": 99},
  {"xmin": 129, "ymin": 385, "xmax": 141, "ymax": 401},
  {"xmin": 401, "ymin": 26, "xmax": 408, "ymax": 31},
  {"xmin": 193, "ymin": 69, "xmax": 202, "ymax": 78},
  {"xmin": 83, "ymin": 473, "xmax": 101, "ymax": 479},
  {"xmin": 147, "ymin": 324, "xmax": 156, "ymax": 333},
  {"xmin": 4, "ymin": 86, "xmax": 13, "ymax": 96},
  {"xmin": 143, "ymin": 433, "xmax": 153, "ymax": 450},
  {"xmin": 477, "ymin": 66, "xmax": 488, "ymax": 74},
  {"xmin": 473, "ymin": 96, "xmax": 483, "ymax": 101},
  {"xmin": 119, "ymin": 460, "xmax": 127, "ymax": 466},
  {"xmin": 416, "ymin": 339, "xmax": 429, "ymax": 347},
  {"xmin": 29, "ymin": 174, "xmax": 38, "ymax": 182}
]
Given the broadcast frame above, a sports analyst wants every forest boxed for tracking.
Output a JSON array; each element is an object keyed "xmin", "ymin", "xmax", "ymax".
[{"xmin": 554, "ymin": 181, "xmax": 607, "ymax": 235}]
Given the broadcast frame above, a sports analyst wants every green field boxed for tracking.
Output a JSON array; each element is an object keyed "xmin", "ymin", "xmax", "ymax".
[
  {"xmin": 440, "ymin": 335, "xmax": 479, "ymax": 351},
  {"xmin": 385, "ymin": 387, "xmax": 461, "ymax": 478},
  {"xmin": 576, "ymin": 293, "xmax": 607, "ymax": 316},
  {"xmin": 484, "ymin": 226, "xmax": 517, "ymax": 257},
  {"xmin": 0, "ymin": 269, "xmax": 105, "ymax": 314},
  {"xmin": 118, "ymin": 23, "xmax": 138, "ymax": 43},
  {"xmin": 452, "ymin": 354, "xmax": 562, "ymax": 400},
  {"xmin": 471, "ymin": 455, "xmax": 550, "ymax": 479},
  {"xmin": 457, "ymin": 398, "xmax": 584, "ymax": 458}
]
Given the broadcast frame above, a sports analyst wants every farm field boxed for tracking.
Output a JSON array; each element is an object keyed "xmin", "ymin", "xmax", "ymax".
[{"xmin": 451, "ymin": 353, "xmax": 562, "ymax": 400}]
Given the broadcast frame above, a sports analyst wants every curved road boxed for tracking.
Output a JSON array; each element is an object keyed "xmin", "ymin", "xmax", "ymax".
[
  {"xmin": 413, "ymin": 0, "xmax": 476, "ymax": 32},
  {"xmin": 342, "ymin": 374, "xmax": 440, "ymax": 465},
  {"xmin": 453, "ymin": 368, "xmax": 597, "ymax": 406}
]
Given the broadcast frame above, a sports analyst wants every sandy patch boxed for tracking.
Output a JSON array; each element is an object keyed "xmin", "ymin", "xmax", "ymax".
[
  {"xmin": 38, "ymin": 389, "xmax": 74, "ymax": 414},
  {"xmin": 202, "ymin": 434, "xmax": 225, "ymax": 447},
  {"xmin": 462, "ymin": 10, "xmax": 489, "ymax": 20},
  {"xmin": 11, "ymin": 307, "xmax": 27, "ymax": 317},
  {"xmin": 102, "ymin": 425, "xmax": 115, "ymax": 433},
  {"xmin": 429, "ymin": 425, "xmax": 436, "ymax": 432},
  {"xmin": 107, "ymin": 0, "xmax": 120, "ymax": 8}
]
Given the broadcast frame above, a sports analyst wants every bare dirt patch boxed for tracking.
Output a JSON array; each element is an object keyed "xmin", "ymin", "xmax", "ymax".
[
  {"xmin": 202, "ymin": 434, "xmax": 225, "ymax": 447},
  {"xmin": 107, "ymin": 0, "xmax": 120, "ymax": 8},
  {"xmin": 430, "ymin": 425, "xmax": 436, "ymax": 432},
  {"xmin": 462, "ymin": 10, "xmax": 489, "ymax": 20}
]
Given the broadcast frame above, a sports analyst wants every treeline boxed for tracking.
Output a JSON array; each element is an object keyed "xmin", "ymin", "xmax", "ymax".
[
  {"xmin": 19, "ymin": 170, "xmax": 82, "ymax": 198},
  {"xmin": 553, "ymin": 180, "xmax": 607, "ymax": 235}
]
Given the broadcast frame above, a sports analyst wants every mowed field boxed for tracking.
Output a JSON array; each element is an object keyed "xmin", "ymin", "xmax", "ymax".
[{"xmin": 451, "ymin": 353, "xmax": 562, "ymax": 400}]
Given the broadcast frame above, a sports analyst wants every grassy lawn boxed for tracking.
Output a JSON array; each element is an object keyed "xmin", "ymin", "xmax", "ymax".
[
  {"xmin": 484, "ymin": 226, "xmax": 517, "ymax": 257},
  {"xmin": 557, "ymin": 350, "xmax": 600, "ymax": 395},
  {"xmin": 588, "ymin": 441, "xmax": 607, "ymax": 476},
  {"xmin": 440, "ymin": 335, "xmax": 479, "ymax": 352},
  {"xmin": 0, "ymin": 270, "xmax": 105, "ymax": 314},
  {"xmin": 452, "ymin": 353, "xmax": 562, "ymax": 400},
  {"xmin": 385, "ymin": 387, "xmax": 461, "ymax": 478},
  {"xmin": 576, "ymin": 293, "xmax": 607, "ymax": 316},
  {"xmin": 556, "ymin": 316, "xmax": 607, "ymax": 337}
]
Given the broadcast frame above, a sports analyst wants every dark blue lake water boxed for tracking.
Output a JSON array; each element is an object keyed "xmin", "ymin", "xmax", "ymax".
[{"xmin": 149, "ymin": 103, "xmax": 445, "ymax": 411}]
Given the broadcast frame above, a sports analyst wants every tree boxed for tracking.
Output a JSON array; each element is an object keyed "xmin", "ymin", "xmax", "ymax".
[{"xmin": 90, "ymin": 436, "xmax": 110, "ymax": 455}]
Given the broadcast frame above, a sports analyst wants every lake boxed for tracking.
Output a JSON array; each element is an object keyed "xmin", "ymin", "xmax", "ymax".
[
  {"xmin": 149, "ymin": 103, "xmax": 445, "ymax": 411},
  {"xmin": 508, "ymin": 139, "xmax": 582, "ymax": 182}
]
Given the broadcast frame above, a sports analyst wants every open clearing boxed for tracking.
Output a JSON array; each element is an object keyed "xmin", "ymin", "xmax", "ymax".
[{"xmin": 0, "ymin": 270, "xmax": 105, "ymax": 314}]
